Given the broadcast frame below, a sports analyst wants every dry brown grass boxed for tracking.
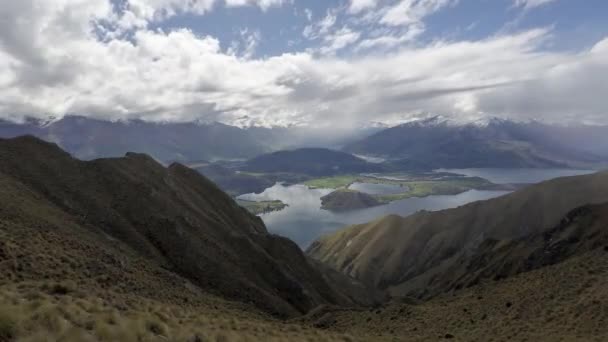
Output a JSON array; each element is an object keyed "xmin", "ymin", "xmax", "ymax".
[
  {"xmin": 303, "ymin": 248, "xmax": 608, "ymax": 341},
  {"xmin": 0, "ymin": 282, "xmax": 362, "ymax": 342}
]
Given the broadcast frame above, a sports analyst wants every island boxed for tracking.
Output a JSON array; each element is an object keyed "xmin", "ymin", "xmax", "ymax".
[
  {"xmin": 237, "ymin": 199, "xmax": 288, "ymax": 215},
  {"xmin": 320, "ymin": 189, "xmax": 382, "ymax": 211},
  {"xmin": 307, "ymin": 172, "xmax": 515, "ymax": 210}
]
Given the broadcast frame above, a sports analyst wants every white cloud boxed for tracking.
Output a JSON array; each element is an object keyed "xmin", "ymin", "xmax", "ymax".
[
  {"xmin": 513, "ymin": 0, "xmax": 557, "ymax": 10},
  {"xmin": 0, "ymin": 0, "xmax": 607, "ymax": 129},
  {"xmin": 355, "ymin": 25, "xmax": 424, "ymax": 51},
  {"xmin": 304, "ymin": 8, "xmax": 313, "ymax": 21},
  {"xmin": 381, "ymin": 0, "xmax": 457, "ymax": 27},
  {"xmin": 115, "ymin": 0, "xmax": 286, "ymax": 31},
  {"xmin": 224, "ymin": 0, "xmax": 286, "ymax": 11},
  {"xmin": 319, "ymin": 27, "xmax": 361, "ymax": 55},
  {"xmin": 349, "ymin": 0, "xmax": 378, "ymax": 14},
  {"xmin": 303, "ymin": 11, "xmax": 337, "ymax": 40}
]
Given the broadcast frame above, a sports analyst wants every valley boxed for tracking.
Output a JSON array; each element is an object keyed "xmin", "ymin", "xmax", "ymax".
[
  {"xmin": 1, "ymin": 136, "xmax": 607, "ymax": 341},
  {"xmin": 3, "ymin": 3, "xmax": 608, "ymax": 340}
]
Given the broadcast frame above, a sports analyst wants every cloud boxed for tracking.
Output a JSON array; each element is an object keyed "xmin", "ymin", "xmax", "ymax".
[
  {"xmin": 303, "ymin": 10, "xmax": 337, "ymax": 40},
  {"xmin": 115, "ymin": 0, "xmax": 286, "ymax": 31},
  {"xmin": 380, "ymin": 0, "xmax": 457, "ymax": 27},
  {"xmin": 319, "ymin": 27, "xmax": 361, "ymax": 55},
  {"xmin": 0, "ymin": 0, "xmax": 607, "ymax": 129},
  {"xmin": 513, "ymin": 0, "xmax": 557, "ymax": 10},
  {"xmin": 355, "ymin": 26, "xmax": 424, "ymax": 51},
  {"xmin": 349, "ymin": 0, "xmax": 378, "ymax": 14},
  {"xmin": 224, "ymin": 0, "xmax": 287, "ymax": 11},
  {"xmin": 304, "ymin": 8, "xmax": 313, "ymax": 21}
]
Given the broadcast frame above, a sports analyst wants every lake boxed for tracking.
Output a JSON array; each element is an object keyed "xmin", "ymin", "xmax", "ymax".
[
  {"xmin": 239, "ymin": 184, "xmax": 509, "ymax": 248},
  {"xmin": 239, "ymin": 168, "xmax": 597, "ymax": 249}
]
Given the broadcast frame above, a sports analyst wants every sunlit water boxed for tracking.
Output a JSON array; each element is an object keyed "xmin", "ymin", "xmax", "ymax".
[{"xmin": 239, "ymin": 168, "xmax": 597, "ymax": 249}]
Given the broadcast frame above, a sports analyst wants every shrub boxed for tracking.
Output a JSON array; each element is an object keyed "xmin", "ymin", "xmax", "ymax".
[{"xmin": 0, "ymin": 306, "xmax": 17, "ymax": 342}]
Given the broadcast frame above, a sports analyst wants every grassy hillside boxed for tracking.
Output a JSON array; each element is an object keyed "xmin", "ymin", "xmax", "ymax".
[
  {"xmin": 302, "ymin": 247, "xmax": 608, "ymax": 341},
  {"xmin": 0, "ymin": 136, "xmax": 374, "ymax": 318},
  {"xmin": 2, "ymin": 135, "xmax": 608, "ymax": 341}
]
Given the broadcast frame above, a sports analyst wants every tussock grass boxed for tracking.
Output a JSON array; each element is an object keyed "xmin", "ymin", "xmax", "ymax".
[{"xmin": 0, "ymin": 284, "xmax": 362, "ymax": 342}]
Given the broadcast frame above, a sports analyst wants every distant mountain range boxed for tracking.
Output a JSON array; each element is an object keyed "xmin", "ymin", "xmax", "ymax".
[
  {"xmin": 242, "ymin": 148, "xmax": 384, "ymax": 177},
  {"xmin": 0, "ymin": 116, "xmax": 382, "ymax": 163},
  {"xmin": 3, "ymin": 134, "xmax": 608, "ymax": 340},
  {"xmin": 0, "ymin": 116, "xmax": 271, "ymax": 162},
  {"xmin": 343, "ymin": 117, "xmax": 608, "ymax": 169}
]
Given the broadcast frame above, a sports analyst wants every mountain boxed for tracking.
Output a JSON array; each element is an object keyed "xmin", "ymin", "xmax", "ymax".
[
  {"xmin": 343, "ymin": 117, "xmax": 608, "ymax": 169},
  {"xmin": 3, "ymin": 135, "xmax": 608, "ymax": 341},
  {"xmin": 0, "ymin": 116, "xmax": 269, "ymax": 162},
  {"xmin": 243, "ymin": 148, "xmax": 385, "ymax": 177},
  {"xmin": 396, "ymin": 202, "xmax": 608, "ymax": 299},
  {"xmin": 307, "ymin": 171, "xmax": 608, "ymax": 294},
  {"xmin": 0, "ymin": 136, "xmax": 375, "ymax": 319},
  {"xmin": 0, "ymin": 116, "xmax": 387, "ymax": 164},
  {"xmin": 193, "ymin": 163, "xmax": 275, "ymax": 196},
  {"xmin": 302, "ymin": 235, "xmax": 608, "ymax": 341}
]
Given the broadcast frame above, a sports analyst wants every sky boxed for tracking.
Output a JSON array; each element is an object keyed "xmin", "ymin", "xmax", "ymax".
[{"xmin": 0, "ymin": 0, "xmax": 607, "ymax": 128}]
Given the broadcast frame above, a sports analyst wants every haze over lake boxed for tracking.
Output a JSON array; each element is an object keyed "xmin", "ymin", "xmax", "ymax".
[{"xmin": 239, "ymin": 168, "xmax": 597, "ymax": 248}]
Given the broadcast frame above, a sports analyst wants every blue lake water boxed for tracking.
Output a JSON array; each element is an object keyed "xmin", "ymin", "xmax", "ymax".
[
  {"xmin": 239, "ymin": 168, "xmax": 598, "ymax": 248},
  {"xmin": 239, "ymin": 184, "xmax": 508, "ymax": 248}
]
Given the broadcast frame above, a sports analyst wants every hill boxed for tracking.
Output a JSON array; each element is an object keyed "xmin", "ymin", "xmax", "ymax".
[
  {"xmin": 2, "ymin": 136, "xmax": 608, "ymax": 340},
  {"xmin": 392, "ymin": 203, "xmax": 608, "ymax": 299},
  {"xmin": 343, "ymin": 117, "xmax": 608, "ymax": 169},
  {"xmin": 321, "ymin": 190, "xmax": 383, "ymax": 211},
  {"xmin": 243, "ymin": 148, "xmax": 384, "ymax": 176},
  {"xmin": 0, "ymin": 136, "xmax": 375, "ymax": 319},
  {"xmin": 194, "ymin": 163, "xmax": 275, "ymax": 196},
  {"xmin": 303, "ymin": 240, "xmax": 608, "ymax": 341},
  {"xmin": 307, "ymin": 171, "xmax": 608, "ymax": 294}
]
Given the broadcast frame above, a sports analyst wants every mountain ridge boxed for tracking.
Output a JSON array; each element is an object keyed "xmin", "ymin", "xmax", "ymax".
[
  {"xmin": 0, "ymin": 135, "xmax": 375, "ymax": 318},
  {"xmin": 343, "ymin": 118, "xmax": 608, "ymax": 169}
]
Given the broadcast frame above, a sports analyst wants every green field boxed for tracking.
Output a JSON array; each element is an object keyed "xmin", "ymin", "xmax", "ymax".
[
  {"xmin": 303, "ymin": 175, "xmax": 361, "ymax": 189},
  {"xmin": 304, "ymin": 173, "xmax": 504, "ymax": 204}
]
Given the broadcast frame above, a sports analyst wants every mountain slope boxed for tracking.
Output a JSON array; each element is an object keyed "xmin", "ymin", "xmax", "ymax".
[
  {"xmin": 307, "ymin": 171, "xmax": 608, "ymax": 294},
  {"xmin": 243, "ymin": 148, "xmax": 384, "ymax": 176},
  {"xmin": 393, "ymin": 203, "xmax": 608, "ymax": 299},
  {"xmin": 0, "ymin": 136, "xmax": 373, "ymax": 318},
  {"xmin": 2, "ymin": 136, "xmax": 608, "ymax": 341},
  {"xmin": 305, "ymin": 245, "xmax": 608, "ymax": 341},
  {"xmin": 343, "ymin": 118, "xmax": 608, "ymax": 169}
]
